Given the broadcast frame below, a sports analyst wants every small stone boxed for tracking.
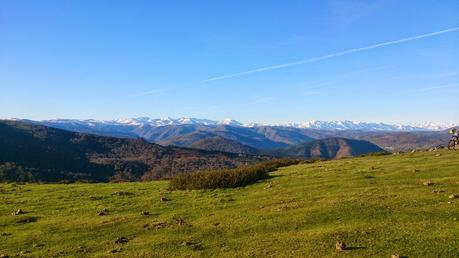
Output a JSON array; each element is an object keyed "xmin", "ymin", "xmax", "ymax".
[
  {"xmin": 435, "ymin": 154, "xmax": 442, "ymax": 157},
  {"xmin": 107, "ymin": 248, "xmax": 122, "ymax": 254},
  {"xmin": 335, "ymin": 241, "xmax": 346, "ymax": 251},
  {"xmin": 264, "ymin": 183, "xmax": 273, "ymax": 189},
  {"xmin": 0, "ymin": 254, "xmax": 9, "ymax": 258},
  {"xmin": 423, "ymin": 181, "xmax": 433, "ymax": 186},
  {"xmin": 112, "ymin": 191, "xmax": 132, "ymax": 196},
  {"xmin": 448, "ymin": 194, "xmax": 458, "ymax": 199},
  {"xmin": 182, "ymin": 240, "xmax": 194, "ymax": 246},
  {"xmin": 391, "ymin": 255, "xmax": 400, "ymax": 258},
  {"xmin": 153, "ymin": 222, "xmax": 167, "ymax": 229},
  {"xmin": 97, "ymin": 208, "xmax": 109, "ymax": 216},
  {"xmin": 12, "ymin": 209, "xmax": 24, "ymax": 215},
  {"xmin": 115, "ymin": 237, "xmax": 129, "ymax": 244}
]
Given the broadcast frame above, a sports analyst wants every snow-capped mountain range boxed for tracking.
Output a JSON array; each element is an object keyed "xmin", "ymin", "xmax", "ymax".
[{"xmin": 17, "ymin": 117, "xmax": 454, "ymax": 131}]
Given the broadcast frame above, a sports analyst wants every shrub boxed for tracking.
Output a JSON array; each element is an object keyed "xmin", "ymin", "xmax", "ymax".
[{"xmin": 168, "ymin": 158, "xmax": 300, "ymax": 190}]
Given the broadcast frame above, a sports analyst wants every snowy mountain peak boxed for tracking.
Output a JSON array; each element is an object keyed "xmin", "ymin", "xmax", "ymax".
[
  {"xmin": 220, "ymin": 118, "xmax": 243, "ymax": 126},
  {"xmin": 26, "ymin": 117, "xmax": 456, "ymax": 131}
]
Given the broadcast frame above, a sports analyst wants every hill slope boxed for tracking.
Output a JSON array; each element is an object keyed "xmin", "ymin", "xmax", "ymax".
[
  {"xmin": 269, "ymin": 137, "xmax": 386, "ymax": 159},
  {"xmin": 156, "ymin": 131, "xmax": 259, "ymax": 154},
  {"xmin": 0, "ymin": 120, "xmax": 265, "ymax": 182},
  {"xmin": 0, "ymin": 149, "xmax": 458, "ymax": 257}
]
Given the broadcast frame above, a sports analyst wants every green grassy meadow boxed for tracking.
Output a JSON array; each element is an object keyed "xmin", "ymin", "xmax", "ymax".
[{"xmin": 1, "ymin": 150, "xmax": 459, "ymax": 257}]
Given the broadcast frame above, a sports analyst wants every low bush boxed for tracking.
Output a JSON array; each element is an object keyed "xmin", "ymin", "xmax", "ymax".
[{"xmin": 168, "ymin": 158, "xmax": 300, "ymax": 190}]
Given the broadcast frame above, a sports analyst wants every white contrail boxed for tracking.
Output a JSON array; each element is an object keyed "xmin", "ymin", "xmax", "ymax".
[
  {"xmin": 202, "ymin": 27, "xmax": 459, "ymax": 82},
  {"xmin": 132, "ymin": 88, "xmax": 169, "ymax": 97},
  {"xmin": 418, "ymin": 83, "xmax": 459, "ymax": 92}
]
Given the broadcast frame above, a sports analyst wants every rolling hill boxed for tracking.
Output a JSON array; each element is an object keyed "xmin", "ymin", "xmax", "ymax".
[
  {"xmin": 0, "ymin": 120, "xmax": 265, "ymax": 182},
  {"xmin": 157, "ymin": 131, "xmax": 260, "ymax": 154},
  {"xmin": 267, "ymin": 137, "xmax": 386, "ymax": 159}
]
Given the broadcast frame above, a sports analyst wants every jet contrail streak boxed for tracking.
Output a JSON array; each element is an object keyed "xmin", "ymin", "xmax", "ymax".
[{"xmin": 202, "ymin": 27, "xmax": 459, "ymax": 82}]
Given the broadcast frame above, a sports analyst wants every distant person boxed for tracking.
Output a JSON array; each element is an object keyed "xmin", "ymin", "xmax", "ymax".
[{"xmin": 448, "ymin": 128, "xmax": 458, "ymax": 150}]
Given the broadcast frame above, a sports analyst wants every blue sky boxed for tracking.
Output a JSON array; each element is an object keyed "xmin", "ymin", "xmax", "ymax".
[{"xmin": 1, "ymin": 0, "xmax": 458, "ymax": 124}]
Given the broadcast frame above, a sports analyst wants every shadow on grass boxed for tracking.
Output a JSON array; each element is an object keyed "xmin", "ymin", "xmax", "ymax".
[{"xmin": 344, "ymin": 246, "xmax": 367, "ymax": 250}]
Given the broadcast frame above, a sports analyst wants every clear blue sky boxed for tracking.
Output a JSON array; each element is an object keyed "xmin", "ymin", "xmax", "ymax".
[{"xmin": 1, "ymin": 0, "xmax": 458, "ymax": 124}]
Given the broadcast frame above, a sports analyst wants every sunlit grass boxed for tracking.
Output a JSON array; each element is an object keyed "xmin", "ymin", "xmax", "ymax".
[{"xmin": 1, "ymin": 149, "xmax": 458, "ymax": 257}]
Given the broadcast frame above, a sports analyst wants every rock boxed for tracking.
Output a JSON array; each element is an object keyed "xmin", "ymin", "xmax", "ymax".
[
  {"xmin": 182, "ymin": 240, "xmax": 194, "ymax": 246},
  {"xmin": 115, "ymin": 237, "xmax": 129, "ymax": 244},
  {"xmin": 435, "ymin": 154, "xmax": 442, "ymax": 157},
  {"xmin": 153, "ymin": 222, "xmax": 167, "ymax": 229},
  {"xmin": 11, "ymin": 209, "xmax": 25, "ymax": 215},
  {"xmin": 107, "ymin": 248, "xmax": 122, "ymax": 254},
  {"xmin": 181, "ymin": 240, "xmax": 203, "ymax": 250},
  {"xmin": 448, "ymin": 194, "xmax": 458, "ymax": 199},
  {"xmin": 98, "ymin": 208, "xmax": 109, "ymax": 216},
  {"xmin": 112, "ymin": 191, "xmax": 132, "ymax": 196},
  {"xmin": 140, "ymin": 211, "xmax": 150, "ymax": 216},
  {"xmin": 391, "ymin": 255, "xmax": 400, "ymax": 258},
  {"xmin": 423, "ymin": 181, "xmax": 433, "ymax": 186},
  {"xmin": 173, "ymin": 216, "xmax": 186, "ymax": 225},
  {"xmin": 264, "ymin": 183, "xmax": 273, "ymax": 189},
  {"xmin": 335, "ymin": 241, "xmax": 346, "ymax": 251}
]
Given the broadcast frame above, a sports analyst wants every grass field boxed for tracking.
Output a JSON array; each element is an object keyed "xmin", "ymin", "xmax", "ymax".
[{"xmin": 1, "ymin": 149, "xmax": 459, "ymax": 257}]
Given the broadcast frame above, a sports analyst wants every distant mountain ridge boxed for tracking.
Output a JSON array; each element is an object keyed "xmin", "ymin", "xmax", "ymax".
[
  {"xmin": 11, "ymin": 117, "xmax": 455, "ymax": 132},
  {"xmin": 7, "ymin": 118, "xmax": 454, "ymax": 153},
  {"xmin": 267, "ymin": 138, "xmax": 386, "ymax": 159}
]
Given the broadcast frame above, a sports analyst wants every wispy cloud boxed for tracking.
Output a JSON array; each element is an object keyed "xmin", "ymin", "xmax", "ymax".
[
  {"xmin": 418, "ymin": 83, "xmax": 459, "ymax": 92},
  {"xmin": 202, "ymin": 27, "xmax": 459, "ymax": 82},
  {"xmin": 133, "ymin": 88, "xmax": 169, "ymax": 97}
]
